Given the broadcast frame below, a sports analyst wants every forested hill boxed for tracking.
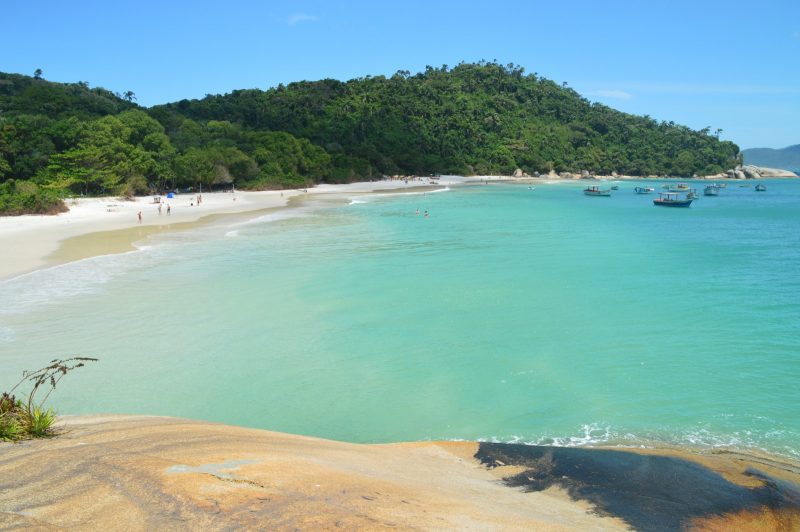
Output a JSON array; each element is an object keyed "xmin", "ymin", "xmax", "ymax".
[
  {"xmin": 1, "ymin": 63, "xmax": 739, "ymax": 214},
  {"xmin": 153, "ymin": 63, "xmax": 739, "ymax": 179}
]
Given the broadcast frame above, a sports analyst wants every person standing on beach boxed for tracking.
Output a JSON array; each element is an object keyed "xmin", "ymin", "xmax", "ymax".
[
  {"xmin": 158, "ymin": 203, "xmax": 162, "ymax": 215},
  {"xmin": 167, "ymin": 204, "xmax": 171, "ymax": 216},
  {"xmin": 137, "ymin": 211, "xmax": 142, "ymax": 224}
]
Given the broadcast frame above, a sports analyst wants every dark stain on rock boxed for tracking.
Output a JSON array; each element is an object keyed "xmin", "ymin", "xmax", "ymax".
[{"xmin": 475, "ymin": 443, "xmax": 800, "ymax": 531}]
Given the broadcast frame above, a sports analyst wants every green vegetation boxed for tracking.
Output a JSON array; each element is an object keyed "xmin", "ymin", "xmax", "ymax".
[
  {"xmin": 0, "ymin": 357, "xmax": 97, "ymax": 442},
  {"xmin": 1, "ymin": 63, "xmax": 740, "ymax": 214}
]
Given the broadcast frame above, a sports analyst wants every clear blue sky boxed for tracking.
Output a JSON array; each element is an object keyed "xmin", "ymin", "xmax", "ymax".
[{"xmin": 3, "ymin": 0, "xmax": 799, "ymax": 149}]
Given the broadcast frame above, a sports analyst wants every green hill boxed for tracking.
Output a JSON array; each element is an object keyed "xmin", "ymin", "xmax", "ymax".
[
  {"xmin": 1, "ymin": 63, "xmax": 740, "ymax": 214},
  {"xmin": 742, "ymin": 145, "xmax": 800, "ymax": 173}
]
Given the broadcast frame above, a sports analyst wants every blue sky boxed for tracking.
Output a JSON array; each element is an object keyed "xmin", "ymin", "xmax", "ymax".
[{"xmin": 3, "ymin": 0, "xmax": 799, "ymax": 149}]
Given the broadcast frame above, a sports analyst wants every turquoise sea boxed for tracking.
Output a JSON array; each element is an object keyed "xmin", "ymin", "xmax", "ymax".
[{"xmin": 2, "ymin": 180, "xmax": 799, "ymax": 458}]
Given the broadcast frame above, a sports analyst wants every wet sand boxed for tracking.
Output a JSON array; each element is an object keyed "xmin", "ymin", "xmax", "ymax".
[
  {"xmin": 47, "ymin": 206, "xmax": 287, "ymax": 268},
  {"xmin": 0, "ymin": 180, "xmax": 452, "ymax": 281}
]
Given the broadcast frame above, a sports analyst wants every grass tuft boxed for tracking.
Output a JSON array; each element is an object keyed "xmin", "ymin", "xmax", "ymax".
[
  {"xmin": 0, "ymin": 413, "xmax": 23, "ymax": 441},
  {"xmin": 1, "ymin": 358, "xmax": 97, "ymax": 442}
]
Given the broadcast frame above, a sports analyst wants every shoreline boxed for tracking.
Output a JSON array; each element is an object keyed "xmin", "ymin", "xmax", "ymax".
[
  {"xmin": 0, "ymin": 177, "xmax": 476, "ymax": 282},
  {"xmin": 4, "ymin": 174, "xmax": 798, "ymax": 282},
  {"xmin": 1, "ymin": 415, "xmax": 798, "ymax": 529}
]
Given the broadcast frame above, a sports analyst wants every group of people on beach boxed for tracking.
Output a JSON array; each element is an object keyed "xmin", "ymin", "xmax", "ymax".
[
  {"xmin": 139, "ymin": 200, "xmax": 175, "ymax": 223},
  {"xmin": 138, "ymin": 192, "xmax": 208, "ymax": 223}
]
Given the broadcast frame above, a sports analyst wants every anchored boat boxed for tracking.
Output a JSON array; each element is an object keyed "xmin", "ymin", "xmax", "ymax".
[
  {"xmin": 755, "ymin": 183, "xmax": 767, "ymax": 192},
  {"xmin": 653, "ymin": 192, "xmax": 693, "ymax": 208},
  {"xmin": 584, "ymin": 185, "xmax": 611, "ymax": 197},
  {"xmin": 634, "ymin": 186, "xmax": 655, "ymax": 194},
  {"xmin": 704, "ymin": 185, "xmax": 720, "ymax": 196}
]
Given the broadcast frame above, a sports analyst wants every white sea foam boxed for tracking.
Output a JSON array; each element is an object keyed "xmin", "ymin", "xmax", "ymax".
[
  {"xmin": 349, "ymin": 199, "xmax": 368, "ymax": 205},
  {"xmin": 0, "ymin": 254, "xmax": 135, "ymax": 316},
  {"xmin": 225, "ymin": 230, "xmax": 239, "ymax": 237},
  {"xmin": 371, "ymin": 186, "xmax": 451, "ymax": 199},
  {"xmin": 472, "ymin": 423, "xmax": 800, "ymax": 460},
  {"xmin": 227, "ymin": 209, "xmax": 306, "ymax": 228},
  {"xmin": 0, "ymin": 240, "xmax": 188, "ymax": 317}
]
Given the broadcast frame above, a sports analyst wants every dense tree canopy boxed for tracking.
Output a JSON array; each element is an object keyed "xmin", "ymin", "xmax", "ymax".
[{"xmin": 0, "ymin": 63, "xmax": 740, "ymax": 214}]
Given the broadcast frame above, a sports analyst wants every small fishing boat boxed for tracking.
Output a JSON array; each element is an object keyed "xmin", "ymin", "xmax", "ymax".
[
  {"xmin": 653, "ymin": 192, "xmax": 693, "ymax": 208},
  {"xmin": 704, "ymin": 185, "xmax": 719, "ymax": 196},
  {"xmin": 663, "ymin": 183, "xmax": 690, "ymax": 192},
  {"xmin": 686, "ymin": 189, "xmax": 699, "ymax": 200},
  {"xmin": 634, "ymin": 186, "xmax": 655, "ymax": 194},
  {"xmin": 716, "ymin": 183, "xmax": 727, "ymax": 189},
  {"xmin": 755, "ymin": 183, "xmax": 767, "ymax": 191},
  {"xmin": 584, "ymin": 185, "xmax": 611, "ymax": 197}
]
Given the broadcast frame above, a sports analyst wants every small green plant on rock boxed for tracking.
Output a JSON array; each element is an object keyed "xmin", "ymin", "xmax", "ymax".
[{"xmin": 1, "ymin": 357, "xmax": 97, "ymax": 442}]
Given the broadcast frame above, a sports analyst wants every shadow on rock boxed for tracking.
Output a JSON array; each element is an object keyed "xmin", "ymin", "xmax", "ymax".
[{"xmin": 475, "ymin": 443, "xmax": 800, "ymax": 531}]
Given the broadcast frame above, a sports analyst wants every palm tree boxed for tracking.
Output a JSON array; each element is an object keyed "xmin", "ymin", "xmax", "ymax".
[
  {"xmin": 123, "ymin": 91, "xmax": 137, "ymax": 102},
  {"xmin": 33, "ymin": 68, "xmax": 43, "ymax": 80}
]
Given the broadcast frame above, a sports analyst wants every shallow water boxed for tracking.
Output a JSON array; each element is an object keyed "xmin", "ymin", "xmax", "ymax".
[{"xmin": 2, "ymin": 180, "xmax": 799, "ymax": 457}]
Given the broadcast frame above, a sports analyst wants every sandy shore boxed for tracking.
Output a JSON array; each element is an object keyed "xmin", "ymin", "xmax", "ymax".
[
  {"xmin": 0, "ymin": 177, "xmax": 489, "ymax": 281},
  {"xmin": 1, "ymin": 415, "xmax": 798, "ymax": 530},
  {"xmin": 5, "ymin": 173, "xmax": 795, "ymax": 281}
]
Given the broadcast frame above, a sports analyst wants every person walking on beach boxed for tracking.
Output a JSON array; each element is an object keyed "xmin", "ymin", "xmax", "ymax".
[
  {"xmin": 158, "ymin": 203, "xmax": 162, "ymax": 215},
  {"xmin": 167, "ymin": 204, "xmax": 171, "ymax": 216},
  {"xmin": 137, "ymin": 211, "xmax": 142, "ymax": 224}
]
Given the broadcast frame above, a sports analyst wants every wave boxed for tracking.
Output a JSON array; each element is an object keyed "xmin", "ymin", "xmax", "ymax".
[
  {"xmin": 472, "ymin": 422, "xmax": 800, "ymax": 460},
  {"xmin": 0, "ymin": 250, "xmax": 147, "ymax": 316},
  {"xmin": 227, "ymin": 209, "xmax": 307, "ymax": 229},
  {"xmin": 372, "ymin": 186, "xmax": 451, "ymax": 199}
]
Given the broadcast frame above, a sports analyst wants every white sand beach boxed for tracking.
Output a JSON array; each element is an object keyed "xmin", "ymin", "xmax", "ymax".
[
  {"xmin": 3, "ymin": 171, "xmax": 782, "ymax": 281},
  {"xmin": 0, "ymin": 177, "xmax": 485, "ymax": 281}
]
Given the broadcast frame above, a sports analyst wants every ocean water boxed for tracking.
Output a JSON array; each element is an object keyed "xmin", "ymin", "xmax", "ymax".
[{"xmin": 2, "ymin": 180, "xmax": 799, "ymax": 458}]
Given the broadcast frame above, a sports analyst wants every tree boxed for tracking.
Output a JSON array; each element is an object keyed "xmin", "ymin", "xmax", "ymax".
[
  {"xmin": 33, "ymin": 69, "xmax": 42, "ymax": 80},
  {"xmin": 123, "ymin": 91, "xmax": 137, "ymax": 103}
]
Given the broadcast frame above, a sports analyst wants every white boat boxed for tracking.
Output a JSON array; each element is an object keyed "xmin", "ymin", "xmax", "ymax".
[
  {"xmin": 704, "ymin": 185, "xmax": 719, "ymax": 196},
  {"xmin": 634, "ymin": 186, "xmax": 655, "ymax": 194}
]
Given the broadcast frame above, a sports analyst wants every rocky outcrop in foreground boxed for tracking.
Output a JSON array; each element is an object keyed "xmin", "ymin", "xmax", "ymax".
[{"xmin": 1, "ymin": 416, "xmax": 799, "ymax": 530}]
